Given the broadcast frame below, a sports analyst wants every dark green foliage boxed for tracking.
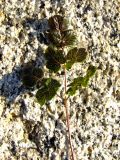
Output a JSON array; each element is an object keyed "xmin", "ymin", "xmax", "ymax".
[
  {"xmin": 48, "ymin": 15, "xmax": 69, "ymax": 31},
  {"xmin": 80, "ymin": 76, "xmax": 89, "ymax": 87},
  {"xmin": 61, "ymin": 30, "xmax": 76, "ymax": 47},
  {"xmin": 21, "ymin": 15, "xmax": 97, "ymax": 160},
  {"xmin": 48, "ymin": 15, "xmax": 76, "ymax": 48},
  {"xmin": 22, "ymin": 64, "xmax": 44, "ymax": 88},
  {"xmin": 67, "ymin": 65, "xmax": 96, "ymax": 95},
  {"xmin": 47, "ymin": 30, "xmax": 76, "ymax": 48},
  {"xmin": 81, "ymin": 65, "xmax": 97, "ymax": 87},
  {"xmin": 86, "ymin": 65, "xmax": 96, "ymax": 78},
  {"xmin": 67, "ymin": 48, "xmax": 87, "ymax": 62},
  {"xmin": 65, "ymin": 61, "xmax": 74, "ymax": 70},
  {"xmin": 66, "ymin": 47, "xmax": 88, "ymax": 70},
  {"xmin": 45, "ymin": 46, "xmax": 66, "ymax": 72},
  {"xmin": 36, "ymin": 78, "xmax": 61, "ymax": 106},
  {"xmin": 21, "ymin": 15, "xmax": 96, "ymax": 106},
  {"xmin": 67, "ymin": 77, "xmax": 84, "ymax": 95},
  {"xmin": 47, "ymin": 31, "xmax": 61, "ymax": 47}
]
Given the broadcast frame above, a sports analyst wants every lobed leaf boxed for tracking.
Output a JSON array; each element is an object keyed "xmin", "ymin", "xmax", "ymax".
[
  {"xmin": 48, "ymin": 15, "xmax": 69, "ymax": 31},
  {"xmin": 47, "ymin": 30, "xmax": 76, "ymax": 48},
  {"xmin": 86, "ymin": 65, "xmax": 96, "ymax": 78},
  {"xmin": 66, "ymin": 47, "xmax": 88, "ymax": 70},
  {"xmin": 48, "ymin": 15, "xmax": 76, "ymax": 48},
  {"xmin": 67, "ymin": 77, "xmax": 84, "ymax": 95},
  {"xmin": 47, "ymin": 31, "xmax": 61, "ymax": 47},
  {"xmin": 67, "ymin": 65, "xmax": 96, "ymax": 95},
  {"xmin": 61, "ymin": 30, "xmax": 76, "ymax": 47},
  {"xmin": 45, "ymin": 46, "xmax": 66, "ymax": 72},
  {"xmin": 82, "ymin": 65, "xmax": 97, "ymax": 87},
  {"xmin": 22, "ymin": 64, "xmax": 44, "ymax": 88},
  {"xmin": 67, "ymin": 47, "xmax": 87, "ymax": 62},
  {"xmin": 65, "ymin": 61, "xmax": 74, "ymax": 70},
  {"xmin": 80, "ymin": 77, "xmax": 89, "ymax": 87},
  {"xmin": 36, "ymin": 78, "xmax": 61, "ymax": 106}
]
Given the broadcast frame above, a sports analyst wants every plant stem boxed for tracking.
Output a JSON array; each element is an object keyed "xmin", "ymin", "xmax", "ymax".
[{"xmin": 64, "ymin": 66, "xmax": 75, "ymax": 160}]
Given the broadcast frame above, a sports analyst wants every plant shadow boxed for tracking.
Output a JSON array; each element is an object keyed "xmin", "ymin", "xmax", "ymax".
[
  {"xmin": 0, "ymin": 17, "xmax": 49, "ymax": 103},
  {"xmin": 0, "ymin": 54, "xmax": 45, "ymax": 104},
  {"xmin": 22, "ymin": 16, "xmax": 49, "ymax": 45},
  {"xmin": 0, "ymin": 15, "xmax": 70, "ymax": 159}
]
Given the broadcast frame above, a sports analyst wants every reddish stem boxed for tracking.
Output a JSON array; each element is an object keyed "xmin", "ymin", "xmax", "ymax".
[{"xmin": 64, "ymin": 66, "xmax": 75, "ymax": 160}]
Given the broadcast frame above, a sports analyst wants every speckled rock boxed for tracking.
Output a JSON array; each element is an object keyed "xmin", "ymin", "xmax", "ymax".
[{"xmin": 0, "ymin": 0, "xmax": 120, "ymax": 160}]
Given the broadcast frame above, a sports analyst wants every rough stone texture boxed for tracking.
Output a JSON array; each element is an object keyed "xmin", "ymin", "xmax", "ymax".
[{"xmin": 0, "ymin": 0, "xmax": 120, "ymax": 160}]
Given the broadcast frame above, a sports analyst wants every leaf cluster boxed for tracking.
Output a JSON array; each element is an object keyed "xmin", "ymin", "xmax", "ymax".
[
  {"xmin": 45, "ymin": 15, "xmax": 89, "ymax": 73},
  {"xmin": 22, "ymin": 15, "xmax": 96, "ymax": 106},
  {"xmin": 45, "ymin": 46, "xmax": 66, "ymax": 73},
  {"xmin": 67, "ymin": 65, "xmax": 96, "ymax": 95},
  {"xmin": 47, "ymin": 15, "xmax": 76, "ymax": 47}
]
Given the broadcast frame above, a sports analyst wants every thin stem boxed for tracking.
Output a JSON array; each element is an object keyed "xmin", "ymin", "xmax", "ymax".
[{"xmin": 64, "ymin": 66, "xmax": 75, "ymax": 160}]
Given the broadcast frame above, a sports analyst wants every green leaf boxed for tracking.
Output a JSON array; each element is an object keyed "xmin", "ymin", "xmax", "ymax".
[
  {"xmin": 81, "ymin": 77, "xmax": 89, "ymax": 87},
  {"xmin": 66, "ymin": 88, "xmax": 76, "ymax": 96},
  {"xmin": 47, "ymin": 31, "xmax": 61, "ymax": 47},
  {"xmin": 81, "ymin": 65, "xmax": 96, "ymax": 87},
  {"xmin": 48, "ymin": 15, "xmax": 69, "ymax": 31},
  {"xmin": 67, "ymin": 65, "xmax": 96, "ymax": 95},
  {"xmin": 65, "ymin": 61, "xmax": 74, "ymax": 70},
  {"xmin": 82, "ymin": 65, "xmax": 96, "ymax": 87},
  {"xmin": 22, "ymin": 64, "xmax": 44, "ymax": 88},
  {"xmin": 48, "ymin": 15, "xmax": 76, "ymax": 48},
  {"xmin": 67, "ymin": 77, "xmax": 84, "ymax": 95},
  {"xmin": 86, "ymin": 65, "xmax": 96, "ymax": 78},
  {"xmin": 67, "ymin": 47, "xmax": 87, "ymax": 62},
  {"xmin": 36, "ymin": 87, "xmax": 46, "ymax": 106},
  {"xmin": 45, "ymin": 46, "xmax": 66, "ymax": 72},
  {"xmin": 66, "ymin": 47, "xmax": 87, "ymax": 69},
  {"xmin": 48, "ymin": 30, "xmax": 76, "ymax": 48},
  {"xmin": 36, "ymin": 78, "xmax": 61, "ymax": 106},
  {"xmin": 61, "ymin": 30, "xmax": 76, "ymax": 47}
]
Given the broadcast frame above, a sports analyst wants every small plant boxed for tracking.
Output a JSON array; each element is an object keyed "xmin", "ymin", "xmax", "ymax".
[{"xmin": 22, "ymin": 15, "xmax": 96, "ymax": 160}]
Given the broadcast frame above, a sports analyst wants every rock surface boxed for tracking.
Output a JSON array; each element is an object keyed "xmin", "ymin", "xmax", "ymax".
[{"xmin": 0, "ymin": 0, "xmax": 120, "ymax": 159}]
